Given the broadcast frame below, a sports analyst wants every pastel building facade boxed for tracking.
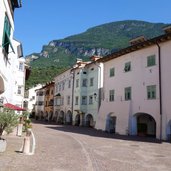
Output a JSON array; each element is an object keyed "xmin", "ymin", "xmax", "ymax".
[
  {"xmin": 35, "ymin": 87, "xmax": 45, "ymax": 119},
  {"xmin": 0, "ymin": 0, "xmax": 25, "ymax": 108},
  {"xmin": 73, "ymin": 57, "xmax": 103, "ymax": 127},
  {"xmin": 24, "ymin": 84, "xmax": 43, "ymax": 114},
  {"xmin": 54, "ymin": 69, "xmax": 73, "ymax": 124},
  {"xmin": 96, "ymin": 29, "xmax": 171, "ymax": 140}
]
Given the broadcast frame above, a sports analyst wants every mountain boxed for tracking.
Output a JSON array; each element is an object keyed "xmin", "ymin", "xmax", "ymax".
[{"xmin": 26, "ymin": 20, "xmax": 168, "ymax": 88}]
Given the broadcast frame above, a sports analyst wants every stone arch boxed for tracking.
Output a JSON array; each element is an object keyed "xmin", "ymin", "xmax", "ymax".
[
  {"xmin": 65, "ymin": 110, "xmax": 72, "ymax": 125},
  {"xmin": 166, "ymin": 120, "xmax": 171, "ymax": 141},
  {"xmin": 105, "ymin": 112, "xmax": 116, "ymax": 133},
  {"xmin": 53, "ymin": 111, "xmax": 58, "ymax": 122},
  {"xmin": 132, "ymin": 113, "xmax": 156, "ymax": 137},
  {"xmin": 44, "ymin": 111, "xmax": 48, "ymax": 121},
  {"xmin": 48, "ymin": 110, "xmax": 53, "ymax": 121},
  {"xmin": 0, "ymin": 76, "xmax": 5, "ymax": 94},
  {"xmin": 75, "ymin": 114, "xmax": 80, "ymax": 126},
  {"xmin": 85, "ymin": 114, "xmax": 94, "ymax": 127},
  {"xmin": 57, "ymin": 110, "xmax": 65, "ymax": 124},
  {"xmin": 40, "ymin": 111, "xmax": 44, "ymax": 120}
]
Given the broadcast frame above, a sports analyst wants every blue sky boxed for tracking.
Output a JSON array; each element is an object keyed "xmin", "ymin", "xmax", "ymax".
[{"xmin": 14, "ymin": 0, "xmax": 171, "ymax": 56}]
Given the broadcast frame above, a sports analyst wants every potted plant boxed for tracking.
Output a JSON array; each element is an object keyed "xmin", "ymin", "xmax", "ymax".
[
  {"xmin": 23, "ymin": 118, "xmax": 32, "ymax": 134},
  {"xmin": 0, "ymin": 108, "xmax": 19, "ymax": 152}
]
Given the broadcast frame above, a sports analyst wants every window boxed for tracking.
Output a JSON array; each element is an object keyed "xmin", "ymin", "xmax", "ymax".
[
  {"xmin": 38, "ymin": 101, "xmax": 44, "ymax": 106},
  {"xmin": 76, "ymin": 79, "xmax": 79, "ymax": 88},
  {"xmin": 124, "ymin": 62, "xmax": 131, "ymax": 72},
  {"xmin": 2, "ymin": 15, "xmax": 14, "ymax": 55},
  {"xmin": 82, "ymin": 79, "xmax": 87, "ymax": 87},
  {"xmin": 61, "ymin": 97, "xmax": 64, "ymax": 105},
  {"xmin": 58, "ymin": 84, "xmax": 61, "ymax": 91},
  {"xmin": 125, "ymin": 87, "xmax": 131, "ymax": 100},
  {"xmin": 90, "ymin": 78, "xmax": 94, "ymax": 86},
  {"xmin": 82, "ymin": 96, "xmax": 87, "ymax": 105},
  {"xmin": 67, "ymin": 96, "xmax": 70, "ymax": 105},
  {"xmin": 62, "ymin": 82, "xmax": 65, "ymax": 90},
  {"xmin": 68, "ymin": 80, "xmax": 71, "ymax": 88},
  {"xmin": 17, "ymin": 86, "xmax": 22, "ymax": 94},
  {"xmin": 51, "ymin": 90, "xmax": 53, "ymax": 95},
  {"xmin": 89, "ymin": 95, "xmax": 93, "ymax": 104},
  {"xmin": 75, "ymin": 96, "xmax": 79, "ymax": 105},
  {"xmin": 110, "ymin": 67, "xmax": 115, "ymax": 77},
  {"xmin": 109, "ymin": 90, "xmax": 115, "ymax": 101},
  {"xmin": 147, "ymin": 85, "xmax": 156, "ymax": 99},
  {"xmin": 147, "ymin": 55, "xmax": 156, "ymax": 67},
  {"xmin": 19, "ymin": 62, "xmax": 24, "ymax": 71},
  {"xmin": 37, "ymin": 91, "xmax": 43, "ymax": 96}
]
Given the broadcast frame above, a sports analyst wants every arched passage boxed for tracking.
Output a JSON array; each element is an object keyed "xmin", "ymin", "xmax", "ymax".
[
  {"xmin": 167, "ymin": 120, "xmax": 171, "ymax": 141},
  {"xmin": 53, "ymin": 111, "xmax": 58, "ymax": 122},
  {"xmin": 105, "ymin": 113, "xmax": 116, "ymax": 133},
  {"xmin": 133, "ymin": 113, "xmax": 156, "ymax": 137},
  {"xmin": 48, "ymin": 111, "xmax": 53, "ymax": 121},
  {"xmin": 0, "ymin": 76, "xmax": 5, "ymax": 94},
  {"xmin": 75, "ymin": 114, "xmax": 80, "ymax": 126},
  {"xmin": 44, "ymin": 111, "xmax": 48, "ymax": 121},
  {"xmin": 66, "ymin": 110, "xmax": 72, "ymax": 125},
  {"xmin": 85, "ymin": 114, "xmax": 94, "ymax": 127},
  {"xmin": 57, "ymin": 111, "xmax": 64, "ymax": 124},
  {"xmin": 40, "ymin": 111, "xmax": 44, "ymax": 120}
]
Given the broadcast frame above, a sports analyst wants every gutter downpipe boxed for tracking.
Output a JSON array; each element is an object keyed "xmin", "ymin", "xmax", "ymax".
[
  {"xmin": 93, "ymin": 62, "xmax": 102, "ymax": 110},
  {"xmin": 156, "ymin": 42, "xmax": 162, "ymax": 141}
]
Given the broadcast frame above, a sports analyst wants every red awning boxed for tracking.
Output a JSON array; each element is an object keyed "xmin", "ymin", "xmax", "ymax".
[{"xmin": 4, "ymin": 103, "xmax": 26, "ymax": 111}]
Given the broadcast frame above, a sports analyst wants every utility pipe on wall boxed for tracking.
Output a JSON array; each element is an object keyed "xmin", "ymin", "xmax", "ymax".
[{"xmin": 156, "ymin": 42, "xmax": 162, "ymax": 141}]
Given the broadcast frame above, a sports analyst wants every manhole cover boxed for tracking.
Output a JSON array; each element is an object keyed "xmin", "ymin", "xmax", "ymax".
[
  {"xmin": 130, "ymin": 145, "xmax": 139, "ymax": 147},
  {"xmin": 154, "ymin": 155, "xmax": 165, "ymax": 157}
]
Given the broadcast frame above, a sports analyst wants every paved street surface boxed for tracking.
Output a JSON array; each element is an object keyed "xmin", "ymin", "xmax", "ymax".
[{"xmin": 1, "ymin": 121, "xmax": 171, "ymax": 171}]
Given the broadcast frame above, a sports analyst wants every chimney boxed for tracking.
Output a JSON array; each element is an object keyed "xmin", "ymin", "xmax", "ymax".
[
  {"xmin": 129, "ymin": 36, "xmax": 146, "ymax": 45},
  {"xmin": 90, "ymin": 55, "xmax": 101, "ymax": 62},
  {"xmin": 76, "ymin": 58, "xmax": 82, "ymax": 64},
  {"xmin": 163, "ymin": 25, "xmax": 171, "ymax": 33}
]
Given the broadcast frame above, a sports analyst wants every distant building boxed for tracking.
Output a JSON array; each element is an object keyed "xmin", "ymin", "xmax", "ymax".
[
  {"xmin": 54, "ymin": 68, "xmax": 73, "ymax": 124},
  {"xmin": 35, "ymin": 87, "xmax": 45, "ymax": 119},
  {"xmin": 44, "ymin": 82, "xmax": 54, "ymax": 121},
  {"xmin": 72, "ymin": 57, "xmax": 103, "ymax": 127},
  {"xmin": 24, "ymin": 84, "xmax": 43, "ymax": 115}
]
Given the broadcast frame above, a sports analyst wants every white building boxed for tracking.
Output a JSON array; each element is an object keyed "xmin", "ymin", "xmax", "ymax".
[
  {"xmin": 54, "ymin": 68, "xmax": 73, "ymax": 124},
  {"xmin": 24, "ymin": 84, "xmax": 43, "ymax": 114},
  {"xmin": 0, "ymin": 0, "xmax": 25, "ymax": 108},
  {"xmin": 35, "ymin": 87, "xmax": 45, "ymax": 119},
  {"xmin": 96, "ymin": 28, "xmax": 171, "ymax": 140},
  {"xmin": 72, "ymin": 57, "xmax": 103, "ymax": 127}
]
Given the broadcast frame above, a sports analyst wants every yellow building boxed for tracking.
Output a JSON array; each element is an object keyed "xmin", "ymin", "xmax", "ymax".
[{"xmin": 44, "ymin": 82, "xmax": 54, "ymax": 121}]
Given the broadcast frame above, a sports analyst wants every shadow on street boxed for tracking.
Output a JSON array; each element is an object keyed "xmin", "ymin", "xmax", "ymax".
[{"xmin": 32, "ymin": 120, "xmax": 162, "ymax": 144}]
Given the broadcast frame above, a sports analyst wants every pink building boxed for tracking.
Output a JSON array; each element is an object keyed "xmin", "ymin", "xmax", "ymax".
[{"xmin": 96, "ymin": 27, "xmax": 171, "ymax": 140}]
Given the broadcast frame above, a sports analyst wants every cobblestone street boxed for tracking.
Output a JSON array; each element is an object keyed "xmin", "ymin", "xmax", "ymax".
[{"xmin": 1, "ymin": 122, "xmax": 171, "ymax": 171}]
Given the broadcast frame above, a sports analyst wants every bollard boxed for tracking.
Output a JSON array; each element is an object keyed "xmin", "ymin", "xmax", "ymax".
[
  {"xmin": 17, "ymin": 123, "xmax": 23, "ymax": 136},
  {"xmin": 22, "ymin": 130, "xmax": 31, "ymax": 154},
  {"xmin": 22, "ymin": 136, "xmax": 30, "ymax": 154}
]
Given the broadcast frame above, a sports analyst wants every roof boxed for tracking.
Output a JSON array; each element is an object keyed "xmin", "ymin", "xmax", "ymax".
[{"xmin": 98, "ymin": 32, "xmax": 171, "ymax": 63}]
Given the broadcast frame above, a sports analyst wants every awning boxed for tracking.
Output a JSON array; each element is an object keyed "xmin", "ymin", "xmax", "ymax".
[{"xmin": 4, "ymin": 103, "xmax": 26, "ymax": 111}]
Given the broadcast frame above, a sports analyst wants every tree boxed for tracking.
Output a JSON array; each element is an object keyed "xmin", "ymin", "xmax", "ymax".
[{"xmin": 0, "ymin": 108, "xmax": 19, "ymax": 139}]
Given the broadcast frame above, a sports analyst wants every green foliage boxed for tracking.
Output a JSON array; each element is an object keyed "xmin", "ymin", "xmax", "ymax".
[{"xmin": 0, "ymin": 108, "xmax": 19, "ymax": 137}]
